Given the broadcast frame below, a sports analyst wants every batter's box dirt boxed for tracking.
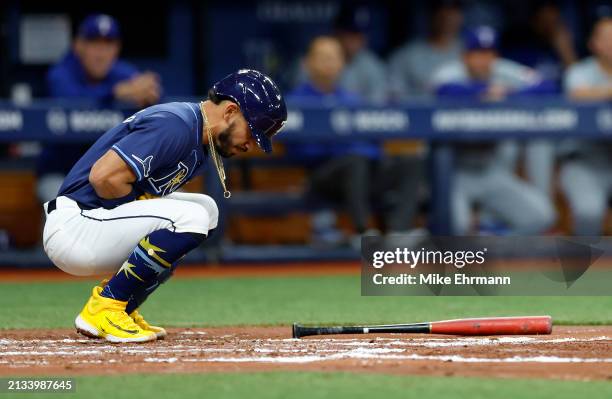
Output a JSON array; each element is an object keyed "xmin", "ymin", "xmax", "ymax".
[{"xmin": 1, "ymin": 326, "xmax": 611, "ymax": 380}]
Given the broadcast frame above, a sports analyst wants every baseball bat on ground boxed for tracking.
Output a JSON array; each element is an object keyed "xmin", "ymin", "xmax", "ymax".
[{"xmin": 292, "ymin": 316, "xmax": 552, "ymax": 338}]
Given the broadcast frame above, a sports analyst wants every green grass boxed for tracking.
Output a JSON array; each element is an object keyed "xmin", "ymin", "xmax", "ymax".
[
  {"xmin": 4, "ymin": 372, "xmax": 612, "ymax": 399},
  {"xmin": 1, "ymin": 275, "xmax": 611, "ymax": 329},
  {"xmin": 2, "ymin": 277, "xmax": 610, "ymax": 397}
]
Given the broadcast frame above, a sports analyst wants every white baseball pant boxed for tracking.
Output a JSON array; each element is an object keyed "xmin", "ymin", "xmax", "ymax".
[{"xmin": 42, "ymin": 192, "xmax": 218, "ymax": 276}]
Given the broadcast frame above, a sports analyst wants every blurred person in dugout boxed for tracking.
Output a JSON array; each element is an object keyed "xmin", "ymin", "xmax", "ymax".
[
  {"xmin": 560, "ymin": 14, "xmax": 612, "ymax": 235},
  {"xmin": 286, "ymin": 36, "xmax": 421, "ymax": 247},
  {"xmin": 36, "ymin": 14, "xmax": 161, "ymax": 203},
  {"xmin": 500, "ymin": 1, "xmax": 578, "ymax": 201},
  {"xmin": 501, "ymin": 1, "xmax": 577, "ymax": 85},
  {"xmin": 430, "ymin": 26, "xmax": 556, "ymax": 235},
  {"xmin": 387, "ymin": 0, "xmax": 464, "ymax": 99},
  {"xmin": 333, "ymin": 5, "xmax": 388, "ymax": 104}
]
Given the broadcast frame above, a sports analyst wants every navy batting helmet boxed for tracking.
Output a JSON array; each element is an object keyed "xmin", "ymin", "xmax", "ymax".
[{"xmin": 211, "ymin": 69, "xmax": 287, "ymax": 153}]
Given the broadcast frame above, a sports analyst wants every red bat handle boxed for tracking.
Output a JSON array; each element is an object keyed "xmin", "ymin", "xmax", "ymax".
[{"xmin": 430, "ymin": 316, "xmax": 552, "ymax": 335}]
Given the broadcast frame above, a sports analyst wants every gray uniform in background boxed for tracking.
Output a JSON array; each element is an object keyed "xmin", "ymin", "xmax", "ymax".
[
  {"xmin": 431, "ymin": 59, "xmax": 556, "ymax": 235},
  {"xmin": 388, "ymin": 39, "xmax": 462, "ymax": 99},
  {"xmin": 562, "ymin": 57, "xmax": 612, "ymax": 235},
  {"xmin": 341, "ymin": 49, "xmax": 388, "ymax": 104}
]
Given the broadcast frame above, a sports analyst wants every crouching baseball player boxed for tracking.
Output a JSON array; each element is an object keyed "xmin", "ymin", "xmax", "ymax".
[{"xmin": 42, "ymin": 70, "xmax": 287, "ymax": 342}]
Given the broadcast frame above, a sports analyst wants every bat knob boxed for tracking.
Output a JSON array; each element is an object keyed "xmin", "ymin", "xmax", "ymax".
[{"xmin": 292, "ymin": 323, "xmax": 302, "ymax": 339}]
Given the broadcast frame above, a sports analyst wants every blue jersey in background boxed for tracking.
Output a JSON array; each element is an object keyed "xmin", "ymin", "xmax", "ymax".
[
  {"xmin": 47, "ymin": 51, "xmax": 138, "ymax": 104},
  {"xmin": 38, "ymin": 52, "xmax": 140, "ymax": 179},
  {"xmin": 286, "ymin": 82, "xmax": 381, "ymax": 160}
]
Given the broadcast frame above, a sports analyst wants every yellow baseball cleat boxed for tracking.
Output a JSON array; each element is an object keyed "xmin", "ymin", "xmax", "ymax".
[
  {"xmin": 96, "ymin": 279, "xmax": 166, "ymax": 339},
  {"xmin": 74, "ymin": 286, "xmax": 157, "ymax": 343},
  {"xmin": 130, "ymin": 310, "xmax": 167, "ymax": 340}
]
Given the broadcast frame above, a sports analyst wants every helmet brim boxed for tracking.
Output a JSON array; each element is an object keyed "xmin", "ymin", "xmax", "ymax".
[{"xmin": 250, "ymin": 124, "xmax": 273, "ymax": 153}]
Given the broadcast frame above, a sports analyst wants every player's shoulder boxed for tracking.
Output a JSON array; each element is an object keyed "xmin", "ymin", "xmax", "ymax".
[
  {"xmin": 566, "ymin": 57, "xmax": 598, "ymax": 78},
  {"xmin": 431, "ymin": 60, "xmax": 466, "ymax": 85},
  {"xmin": 563, "ymin": 57, "xmax": 600, "ymax": 90},
  {"xmin": 388, "ymin": 41, "xmax": 421, "ymax": 65},
  {"xmin": 155, "ymin": 102, "xmax": 201, "ymax": 129},
  {"xmin": 354, "ymin": 50, "xmax": 385, "ymax": 70},
  {"xmin": 130, "ymin": 102, "xmax": 200, "ymax": 140},
  {"xmin": 138, "ymin": 102, "xmax": 199, "ymax": 124}
]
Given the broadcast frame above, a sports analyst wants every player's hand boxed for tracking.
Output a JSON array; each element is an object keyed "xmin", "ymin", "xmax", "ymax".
[
  {"xmin": 113, "ymin": 72, "xmax": 162, "ymax": 107},
  {"xmin": 130, "ymin": 72, "xmax": 162, "ymax": 105}
]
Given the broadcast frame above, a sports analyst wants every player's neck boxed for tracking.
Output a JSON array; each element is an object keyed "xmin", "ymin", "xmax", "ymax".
[{"xmin": 200, "ymin": 101, "xmax": 216, "ymax": 145}]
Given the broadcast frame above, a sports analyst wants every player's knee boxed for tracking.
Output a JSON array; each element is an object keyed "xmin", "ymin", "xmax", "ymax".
[
  {"xmin": 572, "ymin": 199, "xmax": 606, "ymax": 225},
  {"xmin": 174, "ymin": 202, "xmax": 211, "ymax": 235},
  {"xmin": 509, "ymin": 196, "xmax": 555, "ymax": 234},
  {"xmin": 50, "ymin": 245, "xmax": 98, "ymax": 277},
  {"xmin": 198, "ymin": 195, "xmax": 219, "ymax": 230},
  {"xmin": 535, "ymin": 203, "xmax": 556, "ymax": 232},
  {"xmin": 189, "ymin": 204, "xmax": 211, "ymax": 233},
  {"xmin": 451, "ymin": 210, "xmax": 471, "ymax": 235}
]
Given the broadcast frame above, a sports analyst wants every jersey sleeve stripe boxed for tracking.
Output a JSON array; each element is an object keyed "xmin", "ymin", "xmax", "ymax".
[{"xmin": 111, "ymin": 145, "xmax": 143, "ymax": 181}]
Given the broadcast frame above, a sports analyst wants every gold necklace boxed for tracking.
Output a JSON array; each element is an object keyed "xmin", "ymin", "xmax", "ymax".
[{"xmin": 200, "ymin": 102, "xmax": 231, "ymax": 199}]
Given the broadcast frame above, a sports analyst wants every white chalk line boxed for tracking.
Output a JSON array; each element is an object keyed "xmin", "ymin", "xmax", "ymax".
[
  {"xmin": 155, "ymin": 350, "xmax": 612, "ymax": 365},
  {"xmin": 3, "ymin": 337, "xmax": 610, "ymax": 358},
  {"xmin": 200, "ymin": 347, "xmax": 612, "ymax": 364},
  {"xmin": 1, "ymin": 336, "xmax": 610, "ymax": 357},
  {"xmin": 2, "ymin": 335, "xmax": 610, "ymax": 348},
  {"xmin": 2, "ymin": 335, "xmax": 611, "ymax": 367}
]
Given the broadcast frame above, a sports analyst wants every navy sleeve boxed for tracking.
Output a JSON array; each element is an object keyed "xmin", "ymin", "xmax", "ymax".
[{"xmin": 111, "ymin": 112, "xmax": 192, "ymax": 182}]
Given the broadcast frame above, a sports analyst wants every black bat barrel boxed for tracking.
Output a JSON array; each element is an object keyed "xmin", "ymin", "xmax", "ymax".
[{"xmin": 292, "ymin": 323, "xmax": 430, "ymax": 338}]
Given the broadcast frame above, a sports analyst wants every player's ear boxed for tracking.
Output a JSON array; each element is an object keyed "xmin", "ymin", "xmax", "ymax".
[{"xmin": 223, "ymin": 102, "xmax": 240, "ymax": 122}]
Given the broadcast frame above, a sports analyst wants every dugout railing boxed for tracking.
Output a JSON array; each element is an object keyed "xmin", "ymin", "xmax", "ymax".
[{"xmin": 0, "ymin": 98, "xmax": 610, "ymax": 265}]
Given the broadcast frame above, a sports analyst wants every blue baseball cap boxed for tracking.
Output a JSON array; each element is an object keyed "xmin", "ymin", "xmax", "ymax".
[
  {"xmin": 464, "ymin": 26, "xmax": 498, "ymax": 51},
  {"xmin": 78, "ymin": 14, "xmax": 121, "ymax": 40},
  {"xmin": 211, "ymin": 69, "xmax": 287, "ymax": 154}
]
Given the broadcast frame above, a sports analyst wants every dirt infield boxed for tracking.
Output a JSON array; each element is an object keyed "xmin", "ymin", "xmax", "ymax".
[{"xmin": 1, "ymin": 326, "xmax": 611, "ymax": 381}]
